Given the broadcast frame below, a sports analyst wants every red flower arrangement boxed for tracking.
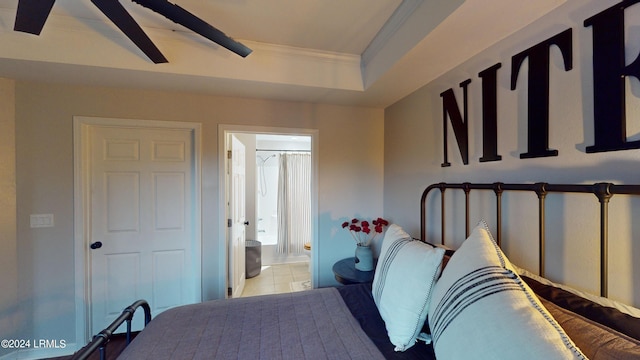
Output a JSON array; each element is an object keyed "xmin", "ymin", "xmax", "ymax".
[{"xmin": 341, "ymin": 217, "xmax": 389, "ymax": 246}]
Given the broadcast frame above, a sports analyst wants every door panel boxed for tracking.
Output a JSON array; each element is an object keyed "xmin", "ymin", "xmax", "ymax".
[
  {"xmin": 106, "ymin": 172, "xmax": 140, "ymax": 232},
  {"xmin": 89, "ymin": 126, "xmax": 197, "ymax": 334},
  {"xmin": 105, "ymin": 253, "xmax": 141, "ymax": 317},
  {"xmin": 153, "ymin": 172, "xmax": 185, "ymax": 230},
  {"xmin": 152, "ymin": 250, "xmax": 184, "ymax": 310}
]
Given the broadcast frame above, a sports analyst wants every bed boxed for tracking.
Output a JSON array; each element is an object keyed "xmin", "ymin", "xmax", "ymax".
[{"xmin": 72, "ymin": 182, "xmax": 640, "ymax": 359}]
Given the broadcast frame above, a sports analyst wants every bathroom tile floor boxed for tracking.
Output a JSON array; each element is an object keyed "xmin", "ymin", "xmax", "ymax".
[{"xmin": 241, "ymin": 262, "xmax": 310, "ymax": 297}]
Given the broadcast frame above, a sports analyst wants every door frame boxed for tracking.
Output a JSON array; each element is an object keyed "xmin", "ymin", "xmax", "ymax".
[
  {"xmin": 73, "ymin": 116, "xmax": 202, "ymax": 345},
  {"xmin": 218, "ymin": 124, "xmax": 319, "ymax": 298}
]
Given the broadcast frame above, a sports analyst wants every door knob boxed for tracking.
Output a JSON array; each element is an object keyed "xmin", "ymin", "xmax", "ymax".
[
  {"xmin": 90, "ymin": 241, "xmax": 103, "ymax": 249},
  {"xmin": 244, "ymin": 221, "xmax": 250, "ymax": 226}
]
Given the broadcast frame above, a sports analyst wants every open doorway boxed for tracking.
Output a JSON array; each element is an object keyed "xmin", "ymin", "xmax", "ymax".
[
  {"xmin": 220, "ymin": 126, "xmax": 318, "ymax": 299},
  {"xmin": 255, "ymin": 134, "xmax": 311, "ymax": 265}
]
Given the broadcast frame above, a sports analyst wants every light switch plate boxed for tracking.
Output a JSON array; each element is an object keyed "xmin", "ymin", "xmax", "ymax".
[{"xmin": 30, "ymin": 214, "xmax": 54, "ymax": 228}]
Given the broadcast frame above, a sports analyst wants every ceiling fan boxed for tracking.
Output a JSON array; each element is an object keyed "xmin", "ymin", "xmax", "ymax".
[{"xmin": 13, "ymin": 0, "xmax": 253, "ymax": 64}]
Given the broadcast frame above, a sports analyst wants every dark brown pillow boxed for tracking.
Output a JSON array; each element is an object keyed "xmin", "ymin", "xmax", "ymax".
[
  {"xmin": 541, "ymin": 298, "xmax": 640, "ymax": 360},
  {"xmin": 523, "ymin": 275, "xmax": 640, "ymax": 341}
]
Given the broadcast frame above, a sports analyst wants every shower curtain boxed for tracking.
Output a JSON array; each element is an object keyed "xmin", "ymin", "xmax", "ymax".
[{"xmin": 276, "ymin": 153, "xmax": 311, "ymax": 254}]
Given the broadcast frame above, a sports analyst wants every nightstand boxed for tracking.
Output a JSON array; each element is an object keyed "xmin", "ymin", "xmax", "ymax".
[{"xmin": 332, "ymin": 257, "xmax": 376, "ymax": 285}]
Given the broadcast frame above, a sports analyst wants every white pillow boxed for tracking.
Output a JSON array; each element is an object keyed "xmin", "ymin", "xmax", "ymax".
[
  {"xmin": 372, "ymin": 224, "xmax": 445, "ymax": 351},
  {"xmin": 428, "ymin": 221, "xmax": 587, "ymax": 360}
]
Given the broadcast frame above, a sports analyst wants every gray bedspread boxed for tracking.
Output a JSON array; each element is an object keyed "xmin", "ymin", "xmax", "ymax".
[{"xmin": 118, "ymin": 287, "xmax": 385, "ymax": 359}]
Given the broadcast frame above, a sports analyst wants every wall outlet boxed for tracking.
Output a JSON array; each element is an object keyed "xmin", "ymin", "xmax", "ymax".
[{"xmin": 30, "ymin": 214, "xmax": 54, "ymax": 228}]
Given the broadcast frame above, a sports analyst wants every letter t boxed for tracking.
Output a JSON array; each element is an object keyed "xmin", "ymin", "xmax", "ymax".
[{"xmin": 511, "ymin": 29, "xmax": 573, "ymax": 159}]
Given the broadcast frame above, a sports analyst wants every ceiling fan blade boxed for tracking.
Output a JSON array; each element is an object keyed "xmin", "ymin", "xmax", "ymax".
[
  {"xmin": 91, "ymin": 0, "xmax": 168, "ymax": 64},
  {"xmin": 14, "ymin": 0, "xmax": 56, "ymax": 35},
  {"xmin": 131, "ymin": 0, "xmax": 252, "ymax": 58}
]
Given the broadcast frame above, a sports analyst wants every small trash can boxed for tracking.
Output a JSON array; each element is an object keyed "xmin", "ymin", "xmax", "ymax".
[{"xmin": 245, "ymin": 240, "xmax": 262, "ymax": 278}]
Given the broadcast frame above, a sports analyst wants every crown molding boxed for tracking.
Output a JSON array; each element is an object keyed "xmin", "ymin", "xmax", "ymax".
[
  {"xmin": 361, "ymin": 0, "xmax": 422, "ymax": 69},
  {"xmin": 0, "ymin": 9, "xmax": 364, "ymax": 91}
]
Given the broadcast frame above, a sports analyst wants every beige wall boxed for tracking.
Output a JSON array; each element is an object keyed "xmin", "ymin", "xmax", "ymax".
[
  {"xmin": 384, "ymin": 0, "xmax": 640, "ymax": 309},
  {"xmin": 0, "ymin": 79, "xmax": 18, "ymax": 357},
  {"xmin": 13, "ymin": 81, "xmax": 384, "ymax": 352}
]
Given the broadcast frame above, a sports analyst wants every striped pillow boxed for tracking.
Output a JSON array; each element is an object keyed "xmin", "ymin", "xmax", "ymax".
[
  {"xmin": 372, "ymin": 224, "xmax": 445, "ymax": 351},
  {"xmin": 428, "ymin": 221, "xmax": 587, "ymax": 360}
]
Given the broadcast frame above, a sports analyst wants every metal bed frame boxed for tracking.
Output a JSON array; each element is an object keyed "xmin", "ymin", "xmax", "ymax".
[
  {"xmin": 69, "ymin": 181, "xmax": 640, "ymax": 359},
  {"xmin": 71, "ymin": 300, "xmax": 151, "ymax": 360},
  {"xmin": 420, "ymin": 182, "xmax": 640, "ymax": 298}
]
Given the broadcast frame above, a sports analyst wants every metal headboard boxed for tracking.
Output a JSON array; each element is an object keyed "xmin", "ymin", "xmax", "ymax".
[{"xmin": 420, "ymin": 182, "xmax": 640, "ymax": 298}]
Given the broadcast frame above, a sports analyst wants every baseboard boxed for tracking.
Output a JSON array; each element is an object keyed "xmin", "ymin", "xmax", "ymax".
[
  {"xmin": 0, "ymin": 349, "xmax": 16, "ymax": 360},
  {"xmin": 0, "ymin": 342, "xmax": 77, "ymax": 360}
]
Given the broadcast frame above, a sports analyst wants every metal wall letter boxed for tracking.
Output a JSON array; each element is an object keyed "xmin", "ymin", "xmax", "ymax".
[
  {"xmin": 584, "ymin": 0, "xmax": 640, "ymax": 153},
  {"xmin": 441, "ymin": 79, "xmax": 471, "ymax": 166},
  {"xmin": 511, "ymin": 29, "xmax": 573, "ymax": 159},
  {"xmin": 478, "ymin": 63, "xmax": 503, "ymax": 162}
]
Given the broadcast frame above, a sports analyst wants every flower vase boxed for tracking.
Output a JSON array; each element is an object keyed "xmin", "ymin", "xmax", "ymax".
[{"xmin": 354, "ymin": 244, "xmax": 374, "ymax": 271}]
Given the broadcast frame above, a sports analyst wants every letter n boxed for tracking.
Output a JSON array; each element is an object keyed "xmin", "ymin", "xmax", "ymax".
[{"xmin": 441, "ymin": 79, "xmax": 471, "ymax": 166}]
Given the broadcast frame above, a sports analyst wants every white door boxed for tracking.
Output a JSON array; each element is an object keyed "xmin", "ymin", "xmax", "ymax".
[
  {"xmin": 228, "ymin": 135, "xmax": 246, "ymax": 298},
  {"xmin": 89, "ymin": 125, "xmax": 198, "ymax": 334}
]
